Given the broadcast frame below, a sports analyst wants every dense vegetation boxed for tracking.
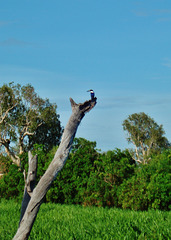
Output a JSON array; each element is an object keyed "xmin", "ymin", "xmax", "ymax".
[
  {"xmin": 0, "ymin": 138, "xmax": 170, "ymax": 211},
  {"xmin": 0, "ymin": 82, "xmax": 170, "ymax": 226},
  {"xmin": 0, "ymin": 200, "xmax": 170, "ymax": 240}
]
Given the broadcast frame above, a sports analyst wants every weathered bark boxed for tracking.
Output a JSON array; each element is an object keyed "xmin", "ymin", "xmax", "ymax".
[
  {"xmin": 19, "ymin": 152, "xmax": 38, "ymax": 224},
  {"xmin": 13, "ymin": 97, "xmax": 97, "ymax": 240}
]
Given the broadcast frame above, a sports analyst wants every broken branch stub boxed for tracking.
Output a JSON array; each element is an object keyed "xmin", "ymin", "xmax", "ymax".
[
  {"xmin": 13, "ymin": 97, "xmax": 97, "ymax": 240},
  {"xmin": 19, "ymin": 152, "xmax": 37, "ymax": 224}
]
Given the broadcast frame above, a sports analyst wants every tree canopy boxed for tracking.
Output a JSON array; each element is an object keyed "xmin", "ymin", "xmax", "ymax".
[
  {"xmin": 1, "ymin": 138, "xmax": 170, "ymax": 211},
  {"xmin": 122, "ymin": 112, "xmax": 170, "ymax": 164},
  {"xmin": 0, "ymin": 82, "xmax": 62, "ymax": 166}
]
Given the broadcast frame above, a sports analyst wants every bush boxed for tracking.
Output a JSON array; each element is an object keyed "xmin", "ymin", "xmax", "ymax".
[
  {"xmin": 46, "ymin": 138, "xmax": 99, "ymax": 204},
  {"xmin": 0, "ymin": 164, "xmax": 24, "ymax": 200},
  {"xmin": 83, "ymin": 149, "xmax": 135, "ymax": 207},
  {"xmin": 118, "ymin": 150, "xmax": 171, "ymax": 210},
  {"xmin": 0, "ymin": 154, "xmax": 11, "ymax": 175},
  {"xmin": 0, "ymin": 144, "xmax": 50, "ymax": 200},
  {"xmin": 118, "ymin": 174, "xmax": 149, "ymax": 210},
  {"xmin": 147, "ymin": 150, "xmax": 171, "ymax": 210}
]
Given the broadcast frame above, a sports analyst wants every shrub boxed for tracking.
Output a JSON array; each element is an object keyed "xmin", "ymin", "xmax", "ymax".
[
  {"xmin": 84, "ymin": 149, "xmax": 135, "ymax": 207},
  {"xmin": 118, "ymin": 150, "xmax": 171, "ymax": 210},
  {"xmin": 0, "ymin": 164, "xmax": 24, "ymax": 200}
]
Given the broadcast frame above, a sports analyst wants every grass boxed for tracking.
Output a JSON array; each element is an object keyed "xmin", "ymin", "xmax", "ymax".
[{"xmin": 0, "ymin": 200, "xmax": 170, "ymax": 240}]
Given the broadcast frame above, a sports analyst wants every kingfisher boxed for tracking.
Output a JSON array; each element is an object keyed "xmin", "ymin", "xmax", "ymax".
[{"xmin": 87, "ymin": 89, "xmax": 95, "ymax": 100}]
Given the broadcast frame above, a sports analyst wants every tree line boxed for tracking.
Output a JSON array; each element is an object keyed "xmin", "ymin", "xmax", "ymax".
[
  {"xmin": 0, "ymin": 139, "xmax": 170, "ymax": 211},
  {"xmin": 0, "ymin": 83, "xmax": 170, "ymax": 211}
]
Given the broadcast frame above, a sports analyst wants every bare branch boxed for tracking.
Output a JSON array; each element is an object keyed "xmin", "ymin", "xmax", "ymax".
[
  {"xmin": 23, "ymin": 132, "xmax": 35, "ymax": 137},
  {"xmin": 104, "ymin": 178, "xmax": 114, "ymax": 188},
  {"xmin": 0, "ymin": 103, "xmax": 17, "ymax": 124},
  {"xmin": 130, "ymin": 140, "xmax": 142, "ymax": 163},
  {"xmin": 20, "ymin": 122, "xmax": 43, "ymax": 140}
]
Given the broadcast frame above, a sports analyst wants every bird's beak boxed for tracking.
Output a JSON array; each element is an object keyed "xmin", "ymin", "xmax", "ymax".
[{"xmin": 87, "ymin": 90, "xmax": 90, "ymax": 92}]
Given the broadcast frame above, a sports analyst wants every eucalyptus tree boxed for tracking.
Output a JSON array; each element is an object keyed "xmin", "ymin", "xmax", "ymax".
[
  {"xmin": 0, "ymin": 82, "xmax": 62, "ymax": 166},
  {"xmin": 122, "ymin": 112, "xmax": 170, "ymax": 164}
]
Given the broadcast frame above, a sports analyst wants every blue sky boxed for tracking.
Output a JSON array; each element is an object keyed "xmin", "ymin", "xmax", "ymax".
[{"xmin": 1, "ymin": 0, "xmax": 171, "ymax": 151}]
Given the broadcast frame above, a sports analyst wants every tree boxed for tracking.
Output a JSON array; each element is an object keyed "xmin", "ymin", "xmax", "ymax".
[
  {"xmin": 0, "ymin": 82, "xmax": 62, "ymax": 166},
  {"xmin": 84, "ymin": 149, "xmax": 135, "ymax": 207},
  {"xmin": 0, "ymin": 82, "xmax": 20, "ymax": 164},
  {"xmin": 13, "ymin": 96, "xmax": 97, "ymax": 240},
  {"xmin": 122, "ymin": 112, "xmax": 170, "ymax": 164},
  {"xmin": 46, "ymin": 138, "xmax": 99, "ymax": 204}
]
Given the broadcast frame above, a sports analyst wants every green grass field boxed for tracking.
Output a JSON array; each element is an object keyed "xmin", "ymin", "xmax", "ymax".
[{"xmin": 0, "ymin": 200, "xmax": 170, "ymax": 240}]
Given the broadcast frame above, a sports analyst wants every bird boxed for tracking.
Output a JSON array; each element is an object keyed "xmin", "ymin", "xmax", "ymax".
[{"xmin": 87, "ymin": 89, "xmax": 95, "ymax": 100}]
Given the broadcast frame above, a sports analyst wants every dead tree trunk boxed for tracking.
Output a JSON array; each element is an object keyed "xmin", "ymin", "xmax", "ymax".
[
  {"xmin": 19, "ymin": 152, "xmax": 37, "ymax": 224},
  {"xmin": 13, "ymin": 97, "xmax": 97, "ymax": 240}
]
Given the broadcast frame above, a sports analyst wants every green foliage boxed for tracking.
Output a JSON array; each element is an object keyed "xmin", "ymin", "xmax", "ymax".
[
  {"xmin": 0, "ymin": 200, "xmax": 171, "ymax": 240},
  {"xmin": 0, "ymin": 154, "xmax": 11, "ymax": 174},
  {"xmin": 84, "ymin": 149, "xmax": 135, "ymax": 207},
  {"xmin": 0, "ymin": 165, "xmax": 24, "ymax": 200},
  {"xmin": 0, "ymin": 144, "xmax": 50, "ymax": 200},
  {"xmin": 118, "ymin": 174, "xmax": 149, "ymax": 211},
  {"xmin": 147, "ymin": 172, "xmax": 170, "ymax": 210},
  {"xmin": 0, "ymin": 139, "xmax": 170, "ymax": 211},
  {"xmin": 123, "ymin": 112, "xmax": 170, "ymax": 164},
  {"xmin": 118, "ymin": 150, "xmax": 171, "ymax": 210},
  {"xmin": 0, "ymin": 83, "xmax": 19, "ymax": 144},
  {"xmin": 46, "ymin": 138, "xmax": 98, "ymax": 204},
  {"xmin": 28, "ymin": 100, "xmax": 62, "ymax": 152},
  {"xmin": 146, "ymin": 150, "xmax": 171, "ymax": 210},
  {"xmin": 0, "ymin": 82, "xmax": 62, "ymax": 165},
  {"xmin": 31, "ymin": 144, "xmax": 50, "ymax": 179}
]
